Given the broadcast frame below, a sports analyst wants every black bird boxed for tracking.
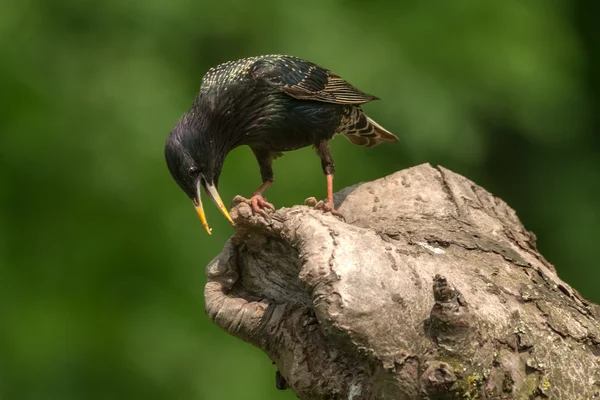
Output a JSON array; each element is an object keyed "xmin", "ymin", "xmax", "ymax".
[{"xmin": 165, "ymin": 55, "xmax": 398, "ymax": 234}]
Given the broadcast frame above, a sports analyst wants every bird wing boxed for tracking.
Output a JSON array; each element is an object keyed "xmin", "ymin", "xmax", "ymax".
[{"xmin": 253, "ymin": 55, "xmax": 378, "ymax": 105}]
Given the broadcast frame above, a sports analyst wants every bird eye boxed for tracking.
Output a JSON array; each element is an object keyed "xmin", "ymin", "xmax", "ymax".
[{"xmin": 188, "ymin": 166, "xmax": 199, "ymax": 177}]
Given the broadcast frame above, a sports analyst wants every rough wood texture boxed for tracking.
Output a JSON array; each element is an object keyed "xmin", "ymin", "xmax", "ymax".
[{"xmin": 204, "ymin": 163, "xmax": 600, "ymax": 399}]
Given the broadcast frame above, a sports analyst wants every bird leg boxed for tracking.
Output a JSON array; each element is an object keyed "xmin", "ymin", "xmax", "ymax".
[
  {"xmin": 250, "ymin": 181, "xmax": 275, "ymax": 214},
  {"xmin": 235, "ymin": 148, "xmax": 276, "ymax": 216},
  {"xmin": 326, "ymin": 173, "xmax": 335, "ymax": 208},
  {"xmin": 304, "ymin": 174, "xmax": 343, "ymax": 218},
  {"xmin": 305, "ymin": 141, "xmax": 344, "ymax": 219}
]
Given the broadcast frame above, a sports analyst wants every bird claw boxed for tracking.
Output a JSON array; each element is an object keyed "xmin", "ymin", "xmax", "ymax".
[
  {"xmin": 304, "ymin": 197, "xmax": 345, "ymax": 221},
  {"xmin": 251, "ymin": 193, "xmax": 275, "ymax": 216},
  {"xmin": 304, "ymin": 197, "xmax": 319, "ymax": 207},
  {"xmin": 232, "ymin": 194, "xmax": 274, "ymax": 219}
]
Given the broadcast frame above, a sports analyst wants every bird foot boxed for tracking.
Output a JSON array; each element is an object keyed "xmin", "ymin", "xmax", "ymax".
[
  {"xmin": 304, "ymin": 197, "xmax": 345, "ymax": 220},
  {"xmin": 251, "ymin": 193, "xmax": 275, "ymax": 214},
  {"xmin": 233, "ymin": 193, "xmax": 274, "ymax": 217}
]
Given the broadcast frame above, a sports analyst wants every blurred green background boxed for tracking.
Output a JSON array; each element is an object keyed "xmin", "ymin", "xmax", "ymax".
[{"xmin": 1, "ymin": 0, "xmax": 598, "ymax": 399}]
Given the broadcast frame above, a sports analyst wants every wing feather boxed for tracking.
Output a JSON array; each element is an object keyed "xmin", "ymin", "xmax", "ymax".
[{"xmin": 252, "ymin": 55, "xmax": 378, "ymax": 105}]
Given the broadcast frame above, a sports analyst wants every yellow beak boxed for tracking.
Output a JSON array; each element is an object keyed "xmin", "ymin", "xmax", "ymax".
[
  {"xmin": 194, "ymin": 179, "xmax": 234, "ymax": 234},
  {"xmin": 195, "ymin": 200, "xmax": 212, "ymax": 235}
]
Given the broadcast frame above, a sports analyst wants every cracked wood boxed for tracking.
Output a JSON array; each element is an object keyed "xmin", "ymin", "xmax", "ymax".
[{"xmin": 204, "ymin": 163, "xmax": 600, "ymax": 400}]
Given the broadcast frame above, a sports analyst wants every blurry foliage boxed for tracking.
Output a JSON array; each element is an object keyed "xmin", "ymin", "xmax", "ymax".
[{"xmin": 0, "ymin": 0, "xmax": 598, "ymax": 399}]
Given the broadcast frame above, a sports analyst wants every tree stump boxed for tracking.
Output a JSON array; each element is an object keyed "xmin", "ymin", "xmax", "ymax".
[{"xmin": 204, "ymin": 163, "xmax": 600, "ymax": 399}]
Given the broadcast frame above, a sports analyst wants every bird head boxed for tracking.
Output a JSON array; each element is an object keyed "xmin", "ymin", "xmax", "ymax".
[{"xmin": 164, "ymin": 119, "xmax": 233, "ymax": 234}]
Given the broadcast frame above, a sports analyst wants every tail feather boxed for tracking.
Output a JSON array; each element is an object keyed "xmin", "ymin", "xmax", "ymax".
[{"xmin": 343, "ymin": 112, "xmax": 398, "ymax": 147}]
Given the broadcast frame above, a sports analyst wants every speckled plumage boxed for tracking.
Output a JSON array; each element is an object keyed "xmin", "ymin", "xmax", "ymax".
[
  {"xmin": 165, "ymin": 55, "xmax": 398, "ymax": 230},
  {"xmin": 186, "ymin": 55, "xmax": 398, "ymax": 151}
]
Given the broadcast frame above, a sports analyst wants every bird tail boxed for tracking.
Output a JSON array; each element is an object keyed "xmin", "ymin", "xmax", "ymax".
[{"xmin": 343, "ymin": 112, "xmax": 399, "ymax": 147}]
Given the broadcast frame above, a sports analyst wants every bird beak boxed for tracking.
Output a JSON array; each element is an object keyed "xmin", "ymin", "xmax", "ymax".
[
  {"xmin": 193, "ymin": 178, "xmax": 234, "ymax": 234},
  {"xmin": 194, "ymin": 180, "xmax": 212, "ymax": 235},
  {"xmin": 204, "ymin": 180, "xmax": 234, "ymax": 226}
]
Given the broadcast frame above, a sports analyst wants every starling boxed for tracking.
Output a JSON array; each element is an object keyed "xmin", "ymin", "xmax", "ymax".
[{"xmin": 165, "ymin": 55, "xmax": 398, "ymax": 234}]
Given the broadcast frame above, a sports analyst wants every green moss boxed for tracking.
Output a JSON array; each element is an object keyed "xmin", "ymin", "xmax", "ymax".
[
  {"xmin": 448, "ymin": 370, "xmax": 483, "ymax": 399},
  {"xmin": 541, "ymin": 378, "xmax": 551, "ymax": 390},
  {"xmin": 516, "ymin": 373, "xmax": 544, "ymax": 400}
]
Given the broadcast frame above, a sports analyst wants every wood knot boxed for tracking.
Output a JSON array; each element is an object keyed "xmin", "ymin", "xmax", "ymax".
[
  {"xmin": 432, "ymin": 274, "xmax": 455, "ymax": 302},
  {"xmin": 421, "ymin": 361, "xmax": 457, "ymax": 398},
  {"xmin": 426, "ymin": 275, "xmax": 475, "ymax": 352}
]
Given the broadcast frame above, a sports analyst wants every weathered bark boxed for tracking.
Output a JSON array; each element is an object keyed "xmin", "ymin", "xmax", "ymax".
[{"xmin": 204, "ymin": 164, "xmax": 600, "ymax": 400}]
